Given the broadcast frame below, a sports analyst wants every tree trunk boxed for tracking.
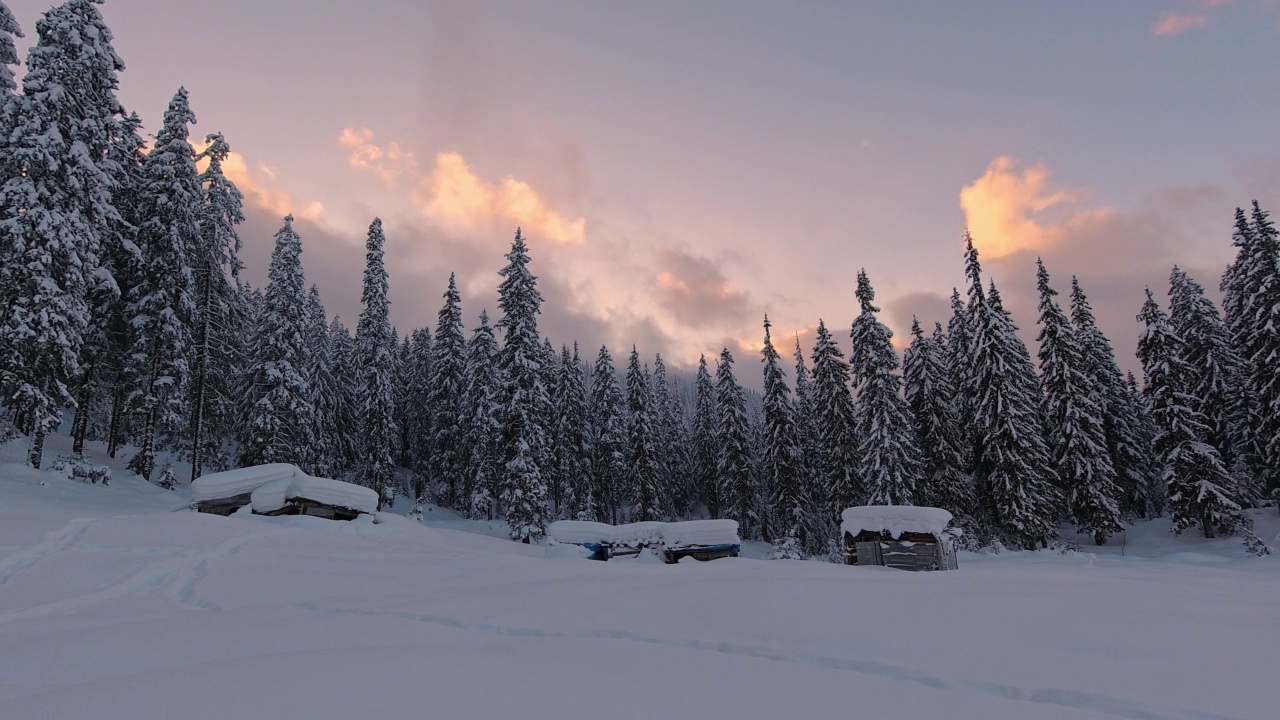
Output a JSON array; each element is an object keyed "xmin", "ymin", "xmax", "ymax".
[
  {"xmin": 190, "ymin": 270, "xmax": 212, "ymax": 484},
  {"xmin": 71, "ymin": 361, "xmax": 95, "ymax": 456},
  {"xmin": 107, "ymin": 389, "xmax": 125, "ymax": 458},
  {"xmin": 28, "ymin": 429, "xmax": 45, "ymax": 469}
]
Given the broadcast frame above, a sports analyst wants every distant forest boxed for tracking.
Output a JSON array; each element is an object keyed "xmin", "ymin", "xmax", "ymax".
[{"xmin": 1, "ymin": 1, "xmax": 1276, "ymax": 557}]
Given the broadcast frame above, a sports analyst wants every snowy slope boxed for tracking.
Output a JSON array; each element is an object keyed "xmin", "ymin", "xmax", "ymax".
[{"xmin": 1, "ymin": 440, "xmax": 1278, "ymax": 720}]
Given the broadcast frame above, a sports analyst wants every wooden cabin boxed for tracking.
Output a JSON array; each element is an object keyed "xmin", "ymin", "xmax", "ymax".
[
  {"xmin": 192, "ymin": 464, "xmax": 378, "ymax": 521},
  {"xmin": 841, "ymin": 506, "xmax": 960, "ymax": 571}
]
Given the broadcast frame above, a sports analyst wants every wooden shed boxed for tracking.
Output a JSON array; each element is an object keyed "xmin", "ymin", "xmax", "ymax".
[
  {"xmin": 191, "ymin": 464, "xmax": 378, "ymax": 521},
  {"xmin": 841, "ymin": 506, "xmax": 960, "ymax": 571}
]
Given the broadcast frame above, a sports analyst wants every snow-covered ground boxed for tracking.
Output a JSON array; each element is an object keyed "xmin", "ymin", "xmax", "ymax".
[{"xmin": 1, "ymin": 437, "xmax": 1278, "ymax": 720}]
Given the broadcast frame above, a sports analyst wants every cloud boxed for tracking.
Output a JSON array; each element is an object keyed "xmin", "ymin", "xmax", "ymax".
[
  {"xmin": 419, "ymin": 152, "xmax": 587, "ymax": 246},
  {"xmin": 336, "ymin": 127, "xmax": 587, "ymax": 246},
  {"xmin": 338, "ymin": 127, "xmax": 415, "ymax": 187},
  {"xmin": 959, "ymin": 156, "xmax": 1110, "ymax": 259},
  {"xmin": 651, "ymin": 248, "xmax": 752, "ymax": 329},
  {"xmin": 195, "ymin": 140, "xmax": 324, "ymax": 222},
  {"xmin": 1153, "ymin": 12, "xmax": 1213, "ymax": 36},
  {"xmin": 885, "ymin": 291, "xmax": 951, "ymax": 337}
]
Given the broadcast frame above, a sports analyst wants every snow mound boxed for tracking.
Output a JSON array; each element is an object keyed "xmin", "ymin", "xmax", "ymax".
[
  {"xmin": 249, "ymin": 475, "xmax": 378, "ymax": 515},
  {"xmin": 841, "ymin": 506, "xmax": 954, "ymax": 538},
  {"xmin": 190, "ymin": 464, "xmax": 300, "ymax": 503},
  {"xmin": 547, "ymin": 519, "xmax": 740, "ymax": 548}
]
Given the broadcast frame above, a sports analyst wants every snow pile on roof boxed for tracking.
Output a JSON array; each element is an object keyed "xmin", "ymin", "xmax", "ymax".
[
  {"xmin": 546, "ymin": 521, "xmax": 617, "ymax": 545},
  {"xmin": 191, "ymin": 464, "xmax": 301, "ymax": 503},
  {"xmin": 547, "ymin": 519, "xmax": 740, "ymax": 548},
  {"xmin": 841, "ymin": 506, "xmax": 954, "ymax": 538},
  {"xmin": 250, "ymin": 475, "xmax": 378, "ymax": 516},
  {"xmin": 661, "ymin": 520, "xmax": 741, "ymax": 547}
]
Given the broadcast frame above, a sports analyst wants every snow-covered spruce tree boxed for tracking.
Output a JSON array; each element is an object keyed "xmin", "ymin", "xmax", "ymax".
[
  {"xmin": 591, "ymin": 345, "xmax": 627, "ymax": 524},
  {"xmin": 123, "ymin": 89, "xmax": 201, "ymax": 481},
  {"xmin": 1125, "ymin": 370, "xmax": 1163, "ymax": 515},
  {"xmin": 353, "ymin": 219, "xmax": 397, "ymax": 508},
  {"xmin": 392, "ymin": 331, "xmax": 412, "ymax": 472},
  {"xmin": 496, "ymin": 229, "xmax": 551, "ymax": 541},
  {"xmin": 692, "ymin": 354, "xmax": 720, "ymax": 518},
  {"xmin": 651, "ymin": 354, "xmax": 690, "ymax": 518},
  {"xmin": 849, "ymin": 270, "xmax": 920, "ymax": 506},
  {"xmin": 810, "ymin": 319, "xmax": 859, "ymax": 520},
  {"xmin": 188, "ymin": 133, "xmax": 244, "ymax": 481},
  {"xmin": 0, "ymin": 1, "xmax": 20, "ymax": 95},
  {"xmin": 326, "ymin": 315, "xmax": 359, "ymax": 475},
  {"xmin": 1168, "ymin": 266, "xmax": 1256, "ymax": 502},
  {"xmin": 761, "ymin": 315, "xmax": 805, "ymax": 554},
  {"xmin": 403, "ymin": 326, "xmax": 432, "ymax": 499},
  {"xmin": 1136, "ymin": 288, "xmax": 1242, "ymax": 537},
  {"xmin": 904, "ymin": 319, "xmax": 975, "ymax": 524},
  {"xmin": 624, "ymin": 347, "xmax": 663, "ymax": 522},
  {"xmin": 970, "ymin": 271, "xmax": 1060, "ymax": 548},
  {"xmin": 792, "ymin": 335, "xmax": 830, "ymax": 555},
  {"xmin": 716, "ymin": 348, "xmax": 757, "ymax": 537},
  {"xmin": 240, "ymin": 216, "xmax": 314, "ymax": 469},
  {"xmin": 462, "ymin": 311, "xmax": 501, "ymax": 519},
  {"xmin": 1069, "ymin": 277, "xmax": 1161, "ymax": 518},
  {"xmin": 1035, "ymin": 259, "xmax": 1122, "ymax": 545},
  {"xmin": 71, "ymin": 110, "xmax": 146, "ymax": 458},
  {"xmin": 945, "ymin": 288, "xmax": 973, "ymax": 462},
  {"xmin": 0, "ymin": 0, "xmax": 125, "ymax": 466},
  {"xmin": 423, "ymin": 273, "xmax": 465, "ymax": 508},
  {"xmin": 1221, "ymin": 204, "xmax": 1280, "ymax": 505},
  {"xmin": 552, "ymin": 344, "xmax": 591, "ymax": 519},
  {"xmin": 305, "ymin": 285, "xmax": 346, "ymax": 478}
]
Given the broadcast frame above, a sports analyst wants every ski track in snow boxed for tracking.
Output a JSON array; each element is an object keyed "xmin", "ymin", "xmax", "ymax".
[
  {"xmin": 0, "ymin": 530, "xmax": 276, "ymax": 624},
  {"xmin": 291, "ymin": 601, "xmax": 1245, "ymax": 720},
  {"xmin": 0, "ymin": 517, "xmax": 97, "ymax": 584}
]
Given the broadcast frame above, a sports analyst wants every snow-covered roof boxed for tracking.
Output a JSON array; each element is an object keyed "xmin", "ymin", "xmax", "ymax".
[
  {"xmin": 191, "ymin": 464, "xmax": 301, "ymax": 503},
  {"xmin": 251, "ymin": 475, "xmax": 378, "ymax": 516},
  {"xmin": 840, "ymin": 506, "xmax": 954, "ymax": 539},
  {"xmin": 547, "ymin": 519, "xmax": 740, "ymax": 548}
]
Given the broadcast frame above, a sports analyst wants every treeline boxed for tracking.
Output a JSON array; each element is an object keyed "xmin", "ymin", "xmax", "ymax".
[{"xmin": 1, "ymin": 2, "xmax": 1277, "ymax": 555}]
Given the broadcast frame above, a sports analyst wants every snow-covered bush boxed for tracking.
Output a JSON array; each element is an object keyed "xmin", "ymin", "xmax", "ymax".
[{"xmin": 156, "ymin": 463, "xmax": 178, "ymax": 491}]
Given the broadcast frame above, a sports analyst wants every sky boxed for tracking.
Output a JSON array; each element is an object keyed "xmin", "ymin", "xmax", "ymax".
[{"xmin": 9, "ymin": 0, "xmax": 1280, "ymax": 382}]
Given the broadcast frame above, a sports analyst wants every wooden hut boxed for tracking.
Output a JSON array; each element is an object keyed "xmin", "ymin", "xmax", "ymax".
[
  {"xmin": 192, "ymin": 464, "xmax": 378, "ymax": 521},
  {"xmin": 841, "ymin": 506, "xmax": 960, "ymax": 571}
]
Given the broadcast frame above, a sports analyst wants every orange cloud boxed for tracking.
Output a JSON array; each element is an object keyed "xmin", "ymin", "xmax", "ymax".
[
  {"xmin": 958, "ymin": 156, "xmax": 1109, "ymax": 258},
  {"xmin": 1152, "ymin": 12, "xmax": 1212, "ymax": 36},
  {"xmin": 194, "ymin": 140, "xmax": 324, "ymax": 222},
  {"xmin": 420, "ymin": 152, "xmax": 586, "ymax": 245},
  {"xmin": 338, "ymin": 127, "xmax": 414, "ymax": 186}
]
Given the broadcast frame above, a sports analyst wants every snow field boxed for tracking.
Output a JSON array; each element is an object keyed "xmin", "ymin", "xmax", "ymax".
[{"xmin": 2, "ymin": 447, "xmax": 1278, "ymax": 719}]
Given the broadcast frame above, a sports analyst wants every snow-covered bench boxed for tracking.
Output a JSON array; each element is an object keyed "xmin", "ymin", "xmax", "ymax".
[
  {"xmin": 840, "ymin": 506, "xmax": 960, "ymax": 571},
  {"xmin": 192, "ymin": 464, "xmax": 378, "ymax": 520},
  {"xmin": 546, "ymin": 520, "xmax": 741, "ymax": 563}
]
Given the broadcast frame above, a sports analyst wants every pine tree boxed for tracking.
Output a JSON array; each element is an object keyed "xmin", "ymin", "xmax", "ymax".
[
  {"xmin": 1036, "ymin": 259, "xmax": 1122, "ymax": 544},
  {"xmin": 462, "ymin": 311, "xmax": 501, "ymax": 519},
  {"xmin": 1137, "ymin": 288, "xmax": 1242, "ymax": 537},
  {"xmin": 1069, "ymin": 277, "xmax": 1160, "ymax": 518},
  {"xmin": 306, "ymin": 287, "xmax": 344, "ymax": 479},
  {"xmin": 967, "ymin": 246, "xmax": 1059, "ymax": 548},
  {"xmin": 188, "ymin": 132, "xmax": 244, "ymax": 481},
  {"xmin": 849, "ymin": 270, "xmax": 920, "ymax": 506},
  {"xmin": 496, "ymin": 229, "xmax": 551, "ymax": 541},
  {"xmin": 1168, "ymin": 266, "xmax": 1254, "ymax": 501},
  {"xmin": 353, "ymin": 219, "xmax": 397, "ymax": 507},
  {"xmin": 791, "ymin": 335, "xmax": 828, "ymax": 554},
  {"xmin": 0, "ymin": 0, "xmax": 126, "ymax": 466},
  {"xmin": 761, "ymin": 315, "xmax": 805, "ymax": 553},
  {"xmin": 240, "ymin": 216, "xmax": 314, "ymax": 469},
  {"xmin": 0, "ymin": 1, "xmax": 20, "ymax": 97},
  {"xmin": 403, "ymin": 326, "xmax": 433, "ymax": 499},
  {"xmin": 424, "ymin": 273, "xmax": 466, "ymax": 508},
  {"xmin": 1221, "ymin": 204, "xmax": 1280, "ymax": 505},
  {"xmin": 716, "ymin": 348, "xmax": 757, "ymax": 537},
  {"xmin": 624, "ymin": 347, "xmax": 663, "ymax": 521},
  {"xmin": 904, "ymin": 319, "xmax": 975, "ymax": 523},
  {"xmin": 810, "ymin": 319, "xmax": 859, "ymax": 519},
  {"xmin": 123, "ymin": 89, "xmax": 201, "ymax": 481},
  {"xmin": 945, "ymin": 288, "xmax": 973, "ymax": 463},
  {"xmin": 651, "ymin": 354, "xmax": 689, "ymax": 518},
  {"xmin": 327, "ymin": 315, "xmax": 359, "ymax": 475},
  {"xmin": 691, "ymin": 354, "xmax": 719, "ymax": 519},
  {"xmin": 591, "ymin": 344, "xmax": 627, "ymax": 524},
  {"xmin": 552, "ymin": 344, "xmax": 591, "ymax": 519}
]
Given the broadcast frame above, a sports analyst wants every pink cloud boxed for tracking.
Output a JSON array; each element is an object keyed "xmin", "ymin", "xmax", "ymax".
[{"xmin": 1152, "ymin": 12, "xmax": 1212, "ymax": 36}]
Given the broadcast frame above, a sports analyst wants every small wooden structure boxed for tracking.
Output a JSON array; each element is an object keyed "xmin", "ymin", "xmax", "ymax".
[
  {"xmin": 661, "ymin": 543, "xmax": 739, "ymax": 563},
  {"xmin": 841, "ymin": 506, "xmax": 960, "ymax": 571},
  {"xmin": 191, "ymin": 464, "xmax": 377, "ymax": 521}
]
